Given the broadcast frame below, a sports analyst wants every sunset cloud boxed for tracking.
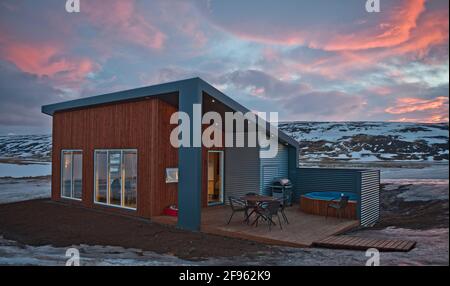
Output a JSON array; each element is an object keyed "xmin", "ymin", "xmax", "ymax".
[
  {"xmin": 0, "ymin": 0, "xmax": 448, "ymax": 133},
  {"xmin": 83, "ymin": 0, "xmax": 166, "ymax": 50},
  {"xmin": 385, "ymin": 96, "xmax": 449, "ymax": 115},
  {"xmin": 1, "ymin": 42, "xmax": 98, "ymax": 84}
]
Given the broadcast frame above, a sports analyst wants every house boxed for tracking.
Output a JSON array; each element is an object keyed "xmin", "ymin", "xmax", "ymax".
[{"xmin": 41, "ymin": 78, "xmax": 304, "ymax": 231}]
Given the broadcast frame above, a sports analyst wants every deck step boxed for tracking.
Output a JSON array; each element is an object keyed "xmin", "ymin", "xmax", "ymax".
[{"xmin": 313, "ymin": 235, "xmax": 416, "ymax": 252}]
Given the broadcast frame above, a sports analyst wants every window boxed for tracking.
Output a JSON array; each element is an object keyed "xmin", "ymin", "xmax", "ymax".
[
  {"xmin": 61, "ymin": 150, "xmax": 83, "ymax": 200},
  {"xmin": 94, "ymin": 150, "xmax": 137, "ymax": 210}
]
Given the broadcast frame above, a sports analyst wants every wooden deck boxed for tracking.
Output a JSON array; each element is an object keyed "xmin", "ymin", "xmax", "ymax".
[
  {"xmin": 152, "ymin": 205, "xmax": 359, "ymax": 247},
  {"xmin": 314, "ymin": 235, "xmax": 416, "ymax": 252}
]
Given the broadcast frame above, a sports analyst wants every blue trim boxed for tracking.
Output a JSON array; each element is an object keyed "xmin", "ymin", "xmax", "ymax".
[{"xmin": 177, "ymin": 82, "xmax": 203, "ymax": 231}]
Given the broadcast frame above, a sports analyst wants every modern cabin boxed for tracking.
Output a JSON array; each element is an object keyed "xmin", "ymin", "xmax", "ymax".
[{"xmin": 42, "ymin": 78, "xmax": 380, "ymax": 231}]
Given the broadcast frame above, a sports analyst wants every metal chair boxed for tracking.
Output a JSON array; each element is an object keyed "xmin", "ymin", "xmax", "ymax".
[
  {"xmin": 276, "ymin": 197, "xmax": 289, "ymax": 224},
  {"xmin": 326, "ymin": 195, "xmax": 349, "ymax": 219},
  {"xmin": 252, "ymin": 201, "xmax": 283, "ymax": 231},
  {"xmin": 227, "ymin": 196, "xmax": 249, "ymax": 224}
]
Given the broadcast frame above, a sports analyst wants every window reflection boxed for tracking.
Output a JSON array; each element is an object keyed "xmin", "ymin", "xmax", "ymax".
[
  {"xmin": 61, "ymin": 150, "xmax": 82, "ymax": 200},
  {"xmin": 94, "ymin": 150, "xmax": 137, "ymax": 209}
]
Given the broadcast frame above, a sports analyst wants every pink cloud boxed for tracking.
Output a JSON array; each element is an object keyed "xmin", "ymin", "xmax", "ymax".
[
  {"xmin": 1, "ymin": 42, "xmax": 98, "ymax": 84},
  {"xmin": 385, "ymin": 96, "xmax": 449, "ymax": 123},
  {"xmin": 83, "ymin": 0, "xmax": 166, "ymax": 50},
  {"xmin": 322, "ymin": 0, "xmax": 426, "ymax": 51}
]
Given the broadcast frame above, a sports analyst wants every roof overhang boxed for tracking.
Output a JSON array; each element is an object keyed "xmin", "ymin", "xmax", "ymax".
[{"xmin": 41, "ymin": 77, "xmax": 299, "ymax": 149}]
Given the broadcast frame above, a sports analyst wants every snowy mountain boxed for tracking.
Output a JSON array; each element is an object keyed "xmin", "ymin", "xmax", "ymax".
[
  {"xmin": 0, "ymin": 135, "xmax": 51, "ymax": 161},
  {"xmin": 279, "ymin": 122, "xmax": 448, "ymax": 162},
  {"xmin": 0, "ymin": 122, "xmax": 448, "ymax": 162}
]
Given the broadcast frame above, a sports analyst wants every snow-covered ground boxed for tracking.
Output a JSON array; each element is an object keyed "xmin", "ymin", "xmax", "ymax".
[
  {"xmin": 0, "ymin": 228, "xmax": 447, "ymax": 266},
  {"xmin": 0, "ymin": 162, "xmax": 51, "ymax": 178},
  {"xmin": 0, "ymin": 177, "xmax": 50, "ymax": 204}
]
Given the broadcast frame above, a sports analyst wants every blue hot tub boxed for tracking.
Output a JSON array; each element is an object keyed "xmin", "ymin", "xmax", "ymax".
[
  {"xmin": 300, "ymin": 191, "xmax": 358, "ymax": 219},
  {"xmin": 302, "ymin": 191, "xmax": 358, "ymax": 202}
]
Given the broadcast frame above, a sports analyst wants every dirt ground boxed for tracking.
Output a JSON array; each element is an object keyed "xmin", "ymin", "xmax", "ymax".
[
  {"xmin": 0, "ymin": 199, "xmax": 274, "ymax": 260},
  {"xmin": 373, "ymin": 184, "xmax": 449, "ymax": 230}
]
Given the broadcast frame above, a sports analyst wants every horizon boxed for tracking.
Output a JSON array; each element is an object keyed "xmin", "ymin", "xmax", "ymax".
[
  {"xmin": 1, "ymin": 120, "xmax": 448, "ymax": 136},
  {"xmin": 0, "ymin": 0, "xmax": 448, "ymax": 134}
]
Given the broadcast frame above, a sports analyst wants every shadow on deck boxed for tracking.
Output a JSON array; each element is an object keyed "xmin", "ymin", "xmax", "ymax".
[{"xmin": 152, "ymin": 205, "xmax": 360, "ymax": 248}]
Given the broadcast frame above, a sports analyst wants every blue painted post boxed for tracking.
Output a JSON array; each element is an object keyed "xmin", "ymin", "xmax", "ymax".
[{"xmin": 177, "ymin": 81, "xmax": 203, "ymax": 231}]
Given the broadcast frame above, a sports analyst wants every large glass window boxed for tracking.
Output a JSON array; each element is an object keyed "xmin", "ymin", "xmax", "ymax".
[
  {"xmin": 94, "ymin": 151, "xmax": 108, "ymax": 203},
  {"xmin": 94, "ymin": 150, "xmax": 137, "ymax": 210},
  {"xmin": 61, "ymin": 150, "xmax": 83, "ymax": 200}
]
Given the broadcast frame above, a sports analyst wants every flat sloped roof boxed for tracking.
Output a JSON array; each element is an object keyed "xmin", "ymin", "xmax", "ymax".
[{"xmin": 41, "ymin": 77, "xmax": 299, "ymax": 148}]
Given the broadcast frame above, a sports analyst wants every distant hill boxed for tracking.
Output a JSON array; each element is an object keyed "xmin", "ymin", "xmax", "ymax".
[
  {"xmin": 279, "ymin": 122, "xmax": 448, "ymax": 162},
  {"xmin": 0, "ymin": 122, "xmax": 448, "ymax": 162},
  {"xmin": 0, "ymin": 135, "xmax": 51, "ymax": 162}
]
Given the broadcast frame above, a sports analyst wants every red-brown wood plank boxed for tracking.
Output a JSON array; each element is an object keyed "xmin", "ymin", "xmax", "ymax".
[{"xmin": 314, "ymin": 235, "xmax": 416, "ymax": 252}]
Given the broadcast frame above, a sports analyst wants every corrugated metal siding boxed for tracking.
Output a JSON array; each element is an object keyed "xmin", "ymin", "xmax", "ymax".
[
  {"xmin": 295, "ymin": 168, "xmax": 359, "ymax": 201},
  {"xmin": 224, "ymin": 146, "xmax": 260, "ymax": 204},
  {"xmin": 260, "ymin": 143, "xmax": 289, "ymax": 195},
  {"xmin": 360, "ymin": 170, "xmax": 380, "ymax": 226}
]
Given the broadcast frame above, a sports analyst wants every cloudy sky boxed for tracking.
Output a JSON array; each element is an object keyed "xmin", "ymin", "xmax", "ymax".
[{"xmin": 0, "ymin": 0, "xmax": 448, "ymax": 134}]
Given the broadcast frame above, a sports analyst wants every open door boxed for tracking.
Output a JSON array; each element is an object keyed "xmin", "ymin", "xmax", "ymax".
[{"xmin": 207, "ymin": 151, "xmax": 224, "ymax": 206}]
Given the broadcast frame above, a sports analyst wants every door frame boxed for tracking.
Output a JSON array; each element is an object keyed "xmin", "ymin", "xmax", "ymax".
[{"xmin": 207, "ymin": 150, "xmax": 225, "ymax": 206}]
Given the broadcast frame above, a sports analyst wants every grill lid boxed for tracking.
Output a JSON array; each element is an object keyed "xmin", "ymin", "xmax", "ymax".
[{"xmin": 272, "ymin": 178, "xmax": 292, "ymax": 186}]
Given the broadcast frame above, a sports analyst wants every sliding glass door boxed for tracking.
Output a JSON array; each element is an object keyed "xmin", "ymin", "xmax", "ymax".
[
  {"xmin": 94, "ymin": 150, "xmax": 137, "ymax": 210},
  {"xmin": 61, "ymin": 150, "xmax": 83, "ymax": 200}
]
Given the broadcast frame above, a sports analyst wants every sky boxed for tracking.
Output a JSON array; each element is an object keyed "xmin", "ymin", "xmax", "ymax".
[{"xmin": 0, "ymin": 0, "xmax": 448, "ymax": 135}]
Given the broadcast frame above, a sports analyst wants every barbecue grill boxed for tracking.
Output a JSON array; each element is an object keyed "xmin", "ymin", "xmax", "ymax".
[{"xmin": 270, "ymin": 178, "xmax": 293, "ymax": 206}]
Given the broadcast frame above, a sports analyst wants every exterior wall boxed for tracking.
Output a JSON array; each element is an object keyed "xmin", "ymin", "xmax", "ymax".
[
  {"xmin": 224, "ymin": 146, "xmax": 260, "ymax": 203},
  {"xmin": 51, "ymin": 98, "xmax": 178, "ymax": 219},
  {"xmin": 260, "ymin": 143, "xmax": 289, "ymax": 195},
  {"xmin": 359, "ymin": 170, "xmax": 381, "ymax": 226},
  {"xmin": 295, "ymin": 168, "xmax": 360, "ymax": 203}
]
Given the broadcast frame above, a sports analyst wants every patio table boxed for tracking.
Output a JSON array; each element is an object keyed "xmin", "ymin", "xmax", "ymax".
[
  {"xmin": 240, "ymin": 195, "xmax": 278, "ymax": 224},
  {"xmin": 240, "ymin": 194, "xmax": 277, "ymax": 204}
]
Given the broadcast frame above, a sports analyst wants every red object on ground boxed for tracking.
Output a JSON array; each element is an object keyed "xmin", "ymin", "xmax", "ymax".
[{"xmin": 163, "ymin": 205, "xmax": 178, "ymax": 217}]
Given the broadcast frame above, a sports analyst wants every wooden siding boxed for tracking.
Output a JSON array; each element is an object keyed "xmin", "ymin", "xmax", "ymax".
[{"xmin": 52, "ymin": 98, "xmax": 178, "ymax": 218}]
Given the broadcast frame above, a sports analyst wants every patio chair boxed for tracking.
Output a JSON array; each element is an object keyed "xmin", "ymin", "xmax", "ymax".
[
  {"xmin": 276, "ymin": 197, "xmax": 289, "ymax": 224},
  {"xmin": 243, "ymin": 192, "xmax": 259, "ymax": 223},
  {"xmin": 326, "ymin": 195, "xmax": 349, "ymax": 219},
  {"xmin": 252, "ymin": 201, "xmax": 283, "ymax": 231},
  {"xmin": 227, "ymin": 196, "xmax": 249, "ymax": 225}
]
